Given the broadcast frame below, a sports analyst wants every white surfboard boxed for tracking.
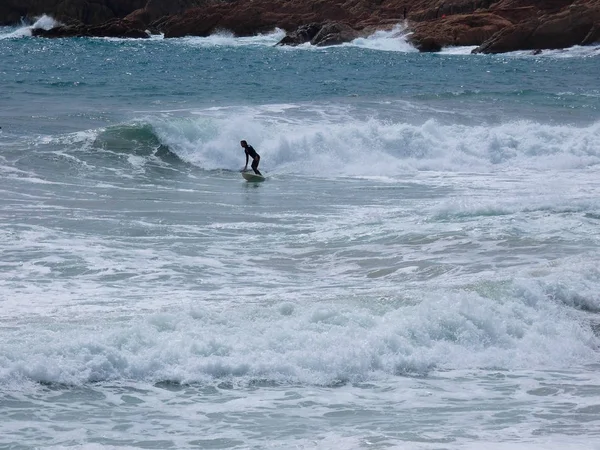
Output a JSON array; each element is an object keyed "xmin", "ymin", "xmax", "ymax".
[{"xmin": 241, "ymin": 171, "xmax": 265, "ymax": 182}]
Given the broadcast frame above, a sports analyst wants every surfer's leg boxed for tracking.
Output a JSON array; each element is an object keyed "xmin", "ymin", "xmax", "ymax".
[{"xmin": 252, "ymin": 157, "xmax": 262, "ymax": 176}]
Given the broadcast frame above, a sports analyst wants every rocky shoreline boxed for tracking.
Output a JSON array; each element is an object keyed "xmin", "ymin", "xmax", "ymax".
[{"xmin": 2, "ymin": 0, "xmax": 599, "ymax": 53}]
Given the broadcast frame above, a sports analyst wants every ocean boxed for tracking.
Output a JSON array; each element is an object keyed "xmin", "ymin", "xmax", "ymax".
[{"xmin": 1, "ymin": 18, "xmax": 600, "ymax": 449}]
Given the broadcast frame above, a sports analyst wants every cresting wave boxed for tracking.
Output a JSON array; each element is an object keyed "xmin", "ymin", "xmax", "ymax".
[
  {"xmin": 71, "ymin": 111, "xmax": 600, "ymax": 177},
  {"xmin": 1, "ymin": 270, "xmax": 599, "ymax": 387}
]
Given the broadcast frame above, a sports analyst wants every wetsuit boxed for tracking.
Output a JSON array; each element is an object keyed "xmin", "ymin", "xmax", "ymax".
[{"xmin": 245, "ymin": 145, "xmax": 262, "ymax": 176}]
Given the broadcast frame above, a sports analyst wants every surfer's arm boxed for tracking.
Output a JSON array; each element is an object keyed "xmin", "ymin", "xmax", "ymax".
[{"xmin": 244, "ymin": 152, "xmax": 249, "ymax": 170}]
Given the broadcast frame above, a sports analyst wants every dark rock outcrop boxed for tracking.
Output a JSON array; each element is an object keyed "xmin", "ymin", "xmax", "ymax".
[
  {"xmin": 0, "ymin": 0, "xmax": 149, "ymax": 26},
  {"xmin": 276, "ymin": 22, "xmax": 360, "ymax": 47},
  {"xmin": 276, "ymin": 23, "xmax": 322, "ymax": 46},
  {"xmin": 31, "ymin": 18, "xmax": 149, "ymax": 38},
  {"xmin": 311, "ymin": 22, "xmax": 360, "ymax": 46}
]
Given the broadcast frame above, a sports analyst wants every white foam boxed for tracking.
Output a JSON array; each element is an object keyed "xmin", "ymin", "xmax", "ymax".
[
  {"xmin": 30, "ymin": 14, "xmax": 59, "ymax": 31},
  {"xmin": 440, "ymin": 43, "xmax": 600, "ymax": 58},
  {"xmin": 440, "ymin": 46, "xmax": 478, "ymax": 55},
  {"xmin": 1, "ymin": 269, "xmax": 598, "ymax": 386},
  {"xmin": 346, "ymin": 24, "xmax": 417, "ymax": 52},
  {"xmin": 0, "ymin": 15, "xmax": 60, "ymax": 39},
  {"xmin": 180, "ymin": 28, "xmax": 286, "ymax": 48},
  {"xmin": 506, "ymin": 44, "xmax": 600, "ymax": 58}
]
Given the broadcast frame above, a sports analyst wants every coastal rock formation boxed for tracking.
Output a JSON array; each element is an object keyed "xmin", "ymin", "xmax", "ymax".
[
  {"xmin": 0, "ymin": 0, "xmax": 149, "ymax": 25},
  {"xmin": 409, "ymin": 13, "xmax": 512, "ymax": 50},
  {"xmin": 473, "ymin": 3, "xmax": 600, "ymax": 53},
  {"xmin": 276, "ymin": 23, "xmax": 322, "ymax": 46},
  {"xmin": 3, "ymin": 0, "xmax": 600, "ymax": 53},
  {"xmin": 31, "ymin": 18, "xmax": 149, "ymax": 38},
  {"xmin": 276, "ymin": 22, "xmax": 360, "ymax": 47}
]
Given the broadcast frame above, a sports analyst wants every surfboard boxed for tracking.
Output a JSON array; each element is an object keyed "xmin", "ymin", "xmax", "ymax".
[{"xmin": 242, "ymin": 172, "xmax": 266, "ymax": 182}]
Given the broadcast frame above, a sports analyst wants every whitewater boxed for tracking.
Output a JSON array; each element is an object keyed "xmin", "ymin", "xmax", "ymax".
[{"xmin": 1, "ymin": 21, "xmax": 600, "ymax": 449}]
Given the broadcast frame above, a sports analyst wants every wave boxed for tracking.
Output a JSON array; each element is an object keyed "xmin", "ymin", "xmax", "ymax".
[
  {"xmin": 179, "ymin": 28, "xmax": 286, "ymax": 48},
  {"xmin": 344, "ymin": 24, "xmax": 416, "ymax": 52},
  {"xmin": 439, "ymin": 44, "xmax": 600, "ymax": 58},
  {"xmin": 1, "ymin": 269, "xmax": 598, "ymax": 386},
  {"xmin": 138, "ymin": 106, "xmax": 600, "ymax": 175},
  {"xmin": 174, "ymin": 25, "xmax": 415, "ymax": 51},
  {"xmin": 39, "ymin": 104, "xmax": 600, "ymax": 177},
  {"xmin": 0, "ymin": 15, "xmax": 59, "ymax": 39}
]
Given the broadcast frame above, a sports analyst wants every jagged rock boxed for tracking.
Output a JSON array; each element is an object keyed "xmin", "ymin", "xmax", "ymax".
[
  {"xmin": 125, "ymin": 0, "xmax": 196, "ymax": 29},
  {"xmin": 473, "ymin": 3, "xmax": 600, "ymax": 53},
  {"xmin": 311, "ymin": 21, "xmax": 359, "ymax": 46},
  {"xmin": 276, "ymin": 23, "xmax": 322, "ymax": 46},
  {"xmin": 0, "ymin": 0, "xmax": 164, "ymax": 25},
  {"xmin": 277, "ymin": 21, "xmax": 361, "ymax": 47},
  {"xmin": 409, "ymin": 13, "xmax": 512, "ymax": 50},
  {"xmin": 31, "ymin": 18, "xmax": 149, "ymax": 38},
  {"xmin": 414, "ymin": 36, "xmax": 441, "ymax": 52}
]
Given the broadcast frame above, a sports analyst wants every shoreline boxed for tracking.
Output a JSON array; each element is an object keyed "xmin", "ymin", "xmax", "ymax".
[{"xmin": 2, "ymin": 0, "xmax": 599, "ymax": 54}]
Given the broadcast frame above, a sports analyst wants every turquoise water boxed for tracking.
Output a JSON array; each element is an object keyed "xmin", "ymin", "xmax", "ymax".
[{"xmin": 1, "ymin": 23, "xmax": 600, "ymax": 449}]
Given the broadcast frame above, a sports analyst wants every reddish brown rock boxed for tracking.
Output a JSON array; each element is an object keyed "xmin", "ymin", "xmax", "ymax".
[
  {"xmin": 409, "ymin": 13, "xmax": 512, "ymax": 50},
  {"xmin": 473, "ymin": 2, "xmax": 600, "ymax": 53},
  {"xmin": 3, "ymin": 0, "xmax": 599, "ymax": 54}
]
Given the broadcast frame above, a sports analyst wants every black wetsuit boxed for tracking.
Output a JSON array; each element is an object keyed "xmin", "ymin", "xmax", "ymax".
[{"xmin": 245, "ymin": 145, "xmax": 262, "ymax": 176}]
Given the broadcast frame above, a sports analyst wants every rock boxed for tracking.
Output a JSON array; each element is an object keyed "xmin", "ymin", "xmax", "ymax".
[
  {"xmin": 311, "ymin": 21, "xmax": 359, "ymax": 46},
  {"xmin": 0, "ymin": 0, "xmax": 153, "ymax": 26},
  {"xmin": 409, "ymin": 13, "xmax": 512, "ymax": 51},
  {"xmin": 276, "ymin": 23, "xmax": 322, "ymax": 46},
  {"xmin": 31, "ymin": 18, "xmax": 149, "ymax": 38},
  {"xmin": 54, "ymin": 0, "xmax": 114, "ymax": 24},
  {"xmin": 277, "ymin": 21, "xmax": 359, "ymax": 46},
  {"xmin": 414, "ymin": 36, "xmax": 442, "ymax": 52},
  {"xmin": 124, "ymin": 0, "xmax": 194, "ymax": 29},
  {"xmin": 473, "ymin": 3, "xmax": 600, "ymax": 53},
  {"xmin": 471, "ymin": 22, "xmax": 535, "ymax": 54},
  {"xmin": 5, "ymin": 0, "xmax": 600, "ymax": 54},
  {"xmin": 582, "ymin": 23, "xmax": 600, "ymax": 45}
]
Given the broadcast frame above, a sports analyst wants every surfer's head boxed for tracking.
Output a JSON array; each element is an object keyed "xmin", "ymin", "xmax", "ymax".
[{"xmin": 240, "ymin": 140, "xmax": 248, "ymax": 148}]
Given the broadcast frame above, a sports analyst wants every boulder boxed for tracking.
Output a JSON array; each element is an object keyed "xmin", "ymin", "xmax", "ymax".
[
  {"xmin": 311, "ymin": 21, "xmax": 360, "ymax": 46},
  {"xmin": 276, "ymin": 23, "xmax": 322, "ymax": 46}
]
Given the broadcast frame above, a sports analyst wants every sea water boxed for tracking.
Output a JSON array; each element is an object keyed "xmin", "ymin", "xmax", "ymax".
[{"xmin": 1, "ymin": 19, "xmax": 600, "ymax": 449}]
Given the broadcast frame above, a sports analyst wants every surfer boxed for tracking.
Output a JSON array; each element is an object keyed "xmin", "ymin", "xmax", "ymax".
[{"xmin": 241, "ymin": 140, "xmax": 262, "ymax": 176}]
